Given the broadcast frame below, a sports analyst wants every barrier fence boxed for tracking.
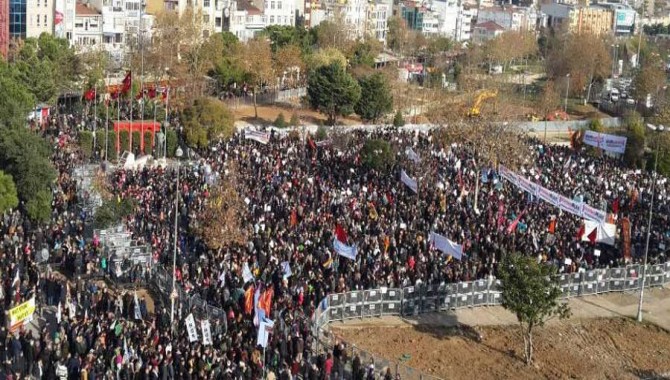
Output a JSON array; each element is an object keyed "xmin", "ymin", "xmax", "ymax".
[{"xmin": 311, "ymin": 262, "xmax": 670, "ymax": 380}]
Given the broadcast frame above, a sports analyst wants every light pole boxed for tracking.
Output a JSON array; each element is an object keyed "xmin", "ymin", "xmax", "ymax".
[
  {"xmin": 564, "ymin": 73, "xmax": 570, "ymax": 113},
  {"xmin": 170, "ymin": 146, "xmax": 184, "ymax": 328},
  {"xmin": 637, "ymin": 123, "xmax": 666, "ymax": 322}
]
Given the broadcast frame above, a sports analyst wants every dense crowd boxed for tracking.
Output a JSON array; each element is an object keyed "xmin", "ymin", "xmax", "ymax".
[{"xmin": 2, "ymin": 111, "xmax": 670, "ymax": 379}]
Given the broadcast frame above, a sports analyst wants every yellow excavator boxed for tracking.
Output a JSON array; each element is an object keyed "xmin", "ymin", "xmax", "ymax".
[{"xmin": 466, "ymin": 89, "xmax": 498, "ymax": 117}]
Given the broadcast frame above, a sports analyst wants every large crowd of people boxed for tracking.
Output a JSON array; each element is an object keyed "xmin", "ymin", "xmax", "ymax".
[{"xmin": 1, "ymin": 107, "xmax": 669, "ymax": 379}]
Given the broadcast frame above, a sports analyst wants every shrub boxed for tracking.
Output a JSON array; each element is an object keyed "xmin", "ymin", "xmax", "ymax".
[
  {"xmin": 79, "ymin": 131, "xmax": 94, "ymax": 159},
  {"xmin": 393, "ymin": 110, "xmax": 405, "ymax": 127},
  {"xmin": 289, "ymin": 112, "xmax": 300, "ymax": 127},
  {"xmin": 166, "ymin": 129, "xmax": 178, "ymax": 157},
  {"xmin": 274, "ymin": 112, "xmax": 287, "ymax": 128}
]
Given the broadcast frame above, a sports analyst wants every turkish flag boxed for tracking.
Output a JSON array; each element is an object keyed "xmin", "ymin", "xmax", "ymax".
[
  {"xmin": 121, "ymin": 71, "xmax": 132, "ymax": 93},
  {"xmin": 587, "ymin": 228, "xmax": 597, "ymax": 244},
  {"xmin": 576, "ymin": 224, "xmax": 585, "ymax": 240},
  {"xmin": 83, "ymin": 89, "xmax": 95, "ymax": 101},
  {"xmin": 148, "ymin": 87, "xmax": 157, "ymax": 99},
  {"xmin": 335, "ymin": 224, "xmax": 348, "ymax": 243}
]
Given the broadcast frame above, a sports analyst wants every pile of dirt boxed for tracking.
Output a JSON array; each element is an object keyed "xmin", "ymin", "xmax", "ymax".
[{"xmin": 332, "ymin": 318, "xmax": 670, "ymax": 380}]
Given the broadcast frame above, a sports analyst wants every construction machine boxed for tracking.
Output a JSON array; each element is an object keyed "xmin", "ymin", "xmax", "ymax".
[{"xmin": 466, "ymin": 89, "xmax": 498, "ymax": 117}]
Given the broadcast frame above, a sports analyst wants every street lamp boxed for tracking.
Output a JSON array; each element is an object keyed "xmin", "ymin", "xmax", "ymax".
[
  {"xmin": 637, "ymin": 123, "xmax": 667, "ymax": 322},
  {"xmin": 564, "ymin": 73, "xmax": 571, "ymax": 113},
  {"xmin": 170, "ymin": 146, "xmax": 184, "ymax": 328}
]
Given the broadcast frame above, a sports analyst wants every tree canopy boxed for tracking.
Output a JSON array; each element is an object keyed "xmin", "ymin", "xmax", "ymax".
[
  {"xmin": 0, "ymin": 171, "xmax": 19, "ymax": 214},
  {"xmin": 182, "ymin": 97, "xmax": 235, "ymax": 149},
  {"xmin": 307, "ymin": 62, "xmax": 361, "ymax": 125},
  {"xmin": 355, "ymin": 72, "xmax": 394, "ymax": 122},
  {"xmin": 498, "ymin": 252, "xmax": 571, "ymax": 365}
]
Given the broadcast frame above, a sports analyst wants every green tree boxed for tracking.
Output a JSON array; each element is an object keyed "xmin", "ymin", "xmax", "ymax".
[
  {"xmin": 498, "ymin": 252, "xmax": 571, "ymax": 365},
  {"xmin": 94, "ymin": 198, "xmax": 137, "ymax": 229},
  {"xmin": 274, "ymin": 112, "xmax": 287, "ymax": 128},
  {"xmin": 212, "ymin": 32, "xmax": 246, "ymax": 87},
  {"xmin": 0, "ymin": 61, "xmax": 34, "ymax": 128},
  {"xmin": 0, "ymin": 171, "xmax": 19, "ymax": 214},
  {"xmin": 349, "ymin": 40, "xmax": 382, "ymax": 68},
  {"xmin": 261, "ymin": 25, "xmax": 314, "ymax": 53},
  {"xmin": 26, "ymin": 189, "xmax": 52, "ymax": 223},
  {"xmin": 355, "ymin": 73, "xmax": 393, "ymax": 122},
  {"xmin": 307, "ymin": 62, "xmax": 361, "ymax": 125},
  {"xmin": 182, "ymin": 97, "xmax": 235, "ymax": 148},
  {"xmin": 624, "ymin": 113, "xmax": 646, "ymax": 169},
  {"xmin": 79, "ymin": 131, "xmax": 95, "ymax": 158},
  {"xmin": 237, "ymin": 38, "xmax": 275, "ymax": 118},
  {"xmin": 393, "ymin": 110, "xmax": 405, "ymax": 127},
  {"xmin": 307, "ymin": 47, "xmax": 347, "ymax": 70},
  {"xmin": 360, "ymin": 139, "xmax": 395, "ymax": 172},
  {"xmin": 631, "ymin": 53, "xmax": 666, "ymax": 103}
]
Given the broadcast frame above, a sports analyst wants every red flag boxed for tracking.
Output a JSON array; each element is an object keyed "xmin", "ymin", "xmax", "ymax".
[
  {"xmin": 308, "ymin": 137, "xmax": 316, "ymax": 150},
  {"xmin": 148, "ymin": 87, "xmax": 157, "ymax": 99},
  {"xmin": 110, "ymin": 89, "xmax": 119, "ymax": 100},
  {"xmin": 121, "ymin": 71, "xmax": 132, "ymax": 93},
  {"xmin": 161, "ymin": 88, "xmax": 168, "ymax": 102},
  {"xmin": 587, "ymin": 228, "xmax": 597, "ymax": 244},
  {"xmin": 612, "ymin": 198, "xmax": 620, "ymax": 214},
  {"xmin": 335, "ymin": 224, "xmax": 348, "ymax": 243},
  {"xmin": 83, "ymin": 89, "xmax": 96, "ymax": 101},
  {"xmin": 576, "ymin": 224, "xmax": 585, "ymax": 240}
]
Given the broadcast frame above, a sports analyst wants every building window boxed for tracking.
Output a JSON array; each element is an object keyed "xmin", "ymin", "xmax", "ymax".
[
  {"xmin": 270, "ymin": 1, "xmax": 274, "ymax": 9},
  {"xmin": 44, "ymin": 14, "xmax": 47, "ymax": 25},
  {"xmin": 270, "ymin": 15, "xmax": 274, "ymax": 23},
  {"xmin": 277, "ymin": 1, "xmax": 281, "ymax": 8},
  {"xmin": 215, "ymin": 17, "xmax": 221, "ymax": 27},
  {"xmin": 203, "ymin": 0, "xmax": 209, "ymax": 6}
]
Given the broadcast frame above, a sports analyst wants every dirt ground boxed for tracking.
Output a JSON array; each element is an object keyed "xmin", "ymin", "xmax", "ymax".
[
  {"xmin": 230, "ymin": 104, "xmax": 364, "ymax": 126},
  {"xmin": 333, "ymin": 317, "xmax": 670, "ymax": 380}
]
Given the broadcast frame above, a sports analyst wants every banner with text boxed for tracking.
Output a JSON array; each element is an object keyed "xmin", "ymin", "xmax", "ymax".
[{"xmin": 583, "ymin": 130, "xmax": 627, "ymax": 154}]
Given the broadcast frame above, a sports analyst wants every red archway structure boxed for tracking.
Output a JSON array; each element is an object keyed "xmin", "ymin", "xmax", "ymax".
[{"xmin": 114, "ymin": 121, "xmax": 161, "ymax": 155}]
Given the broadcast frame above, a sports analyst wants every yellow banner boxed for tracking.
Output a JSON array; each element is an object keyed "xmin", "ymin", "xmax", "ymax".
[{"xmin": 9, "ymin": 297, "xmax": 36, "ymax": 327}]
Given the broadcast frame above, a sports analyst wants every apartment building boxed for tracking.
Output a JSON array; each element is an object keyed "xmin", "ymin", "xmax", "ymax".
[
  {"xmin": 542, "ymin": 2, "xmax": 614, "ymax": 35},
  {"xmin": 26, "ymin": 0, "xmax": 53, "ymax": 37},
  {"xmin": 477, "ymin": 4, "xmax": 538, "ymax": 32},
  {"xmin": 71, "ymin": 1, "xmax": 102, "ymax": 49}
]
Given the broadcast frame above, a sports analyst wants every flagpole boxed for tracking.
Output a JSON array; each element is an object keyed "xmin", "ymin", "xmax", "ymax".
[
  {"xmin": 93, "ymin": 83, "xmax": 97, "ymax": 158},
  {"xmin": 105, "ymin": 86, "xmax": 109, "ymax": 162},
  {"xmin": 129, "ymin": 71, "xmax": 133, "ymax": 154},
  {"xmin": 164, "ymin": 86, "xmax": 169, "ymax": 159},
  {"xmin": 153, "ymin": 92, "xmax": 157, "ymax": 156},
  {"xmin": 117, "ymin": 95, "xmax": 121, "ymax": 161},
  {"xmin": 262, "ymin": 345, "xmax": 266, "ymax": 379}
]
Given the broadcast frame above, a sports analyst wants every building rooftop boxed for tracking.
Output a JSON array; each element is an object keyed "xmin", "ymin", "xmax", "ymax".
[
  {"xmin": 237, "ymin": 0, "xmax": 262, "ymax": 15},
  {"xmin": 76, "ymin": 2, "xmax": 102, "ymax": 15},
  {"xmin": 474, "ymin": 20, "xmax": 505, "ymax": 31}
]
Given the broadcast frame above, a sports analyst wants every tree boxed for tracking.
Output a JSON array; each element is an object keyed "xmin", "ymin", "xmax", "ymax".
[
  {"xmin": 0, "ymin": 61, "xmax": 34, "ymax": 128},
  {"xmin": 498, "ymin": 252, "xmax": 571, "ymax": 365},
  {"xmin": 393, "ymin": 110, "xmax": 405, "ymax": 127},
  {"xmin": 212, "ymin": 33, "xmax": 245, "ymax": 88},
  {"xmin": 274, "ymin": 44, "xmax": 305, "ymax": 87},
  {"xmin": 0, "ymin": 171, "xmax": 19, "ymax": 214},
  {"xmin": 238, "ymin": 37, "xmax": 275, "ymax": 118},
  {"xmin": 307, "ymin": 62, "xmax": 361, "ymax": 125},
  {"xmin": 194, "ymin": 164, "xmax": 247, "ymax": 250},
  {"xmin": 26, "ymin": 189, "xmax": 52, "ymax": 223},
  {"xmin": 360, "ymin": 139, "xmax": 395, "ymax": 172},
  {"xmin": 313, "ymin": 15, "xmax": 354, "ymax": 53},
  {"xmin": 349, "ymin": 39, "xmax": 382, "ymax": 68},
  {"xmin": 182, "ymin": 97, "xmax": 235, "ymax": 148},
  {"xmin": 485, "ymin": 31, "xmax": 537, "ymax": 72},
  {"xmin": 261, "ymin": 25, "xmax": 315, "ymax": 53},
  {"xmin": 624, "ymin": 113, "xmax": 646, "ymax": 169},
  {"xmin": 546, "ymin": 33, "xmax": 611, "ymax": 99},
  {"xmin": 94, "ymin": 198, "xmax": 137, "ymax": 229},
  {"xmin": 274, "ymin": 112, "xmax": 287, "ymax": 128},
  {"xmin": 387, "ymin": 16, "xmax": 412, "ymax": 55},
  {"xmin": 355, "ymin": 73, "xmax": 393, "ymax": 122},
  {"xmin": 631, "ymin": 52, "xmax": 666, "ymax": 103},
  {"xmin": 536, "ymin": 80, "xmax": 561, "ymax": 142},
  {"xmin": 307, "ymin": 47, "xmax": 348, "ymax": 70}
]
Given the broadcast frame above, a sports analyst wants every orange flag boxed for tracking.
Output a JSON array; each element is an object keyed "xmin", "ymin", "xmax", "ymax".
[
  {"xmin": 290, "ymin": 209, "xmax": 297, "ymax": 227},
  {"xmin": 259, "ymin": 287, "xmax": 274, "ymax": 316},
  {"xmin": 244, "ymin": 285, "xmax": 255, "ymax": 315},
  {"xmin": 548, "ymin": 218, "xmax": 556, "ymax": 234}
]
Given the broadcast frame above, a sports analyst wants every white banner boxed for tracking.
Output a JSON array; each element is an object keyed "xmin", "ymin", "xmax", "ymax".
[
  {"xmin": 537, "ymin": 186, "xmax": 561, "ymax": 207},
  {"xmin": 582, "ymin": 204, "xmax": 607, "ymax": 223},
  {"xmin": 185, "ymin": 314, "xmax": 199, "ymax": 342},
  {"xmin": 245, "ymin": 130, "xmax": 270, "ymax": 144},
  {"xmin": 582, "ymin": 220, "xmax": 616, "ymax": 246},
  {"xmin": 405, "ymin": 147, "xmax": 421, "ymax": 163},
  {"xmin": 558, "ymin": 195, "xmax": 583, "ymax": 216},
  {"xmin": 428, "ymin": 232, "xmax": 463, "ymax": 260},
  {"xmin": 583, "ymin": 130, "xmax": 627, "ymax": 154},
  {"xmin": 517, "ymin": 176, "xmax": 539, "ymax": 196},
  {"xmin": 256, "ymin": 319, "xmax": 275, "ymax": 348},
  {"xmin": 242, "ymin": 262, "xmax": 254, "ymax": 283},
  {"xmin": 280, "ymin": 261, "xmax": 292, "ymax": 278},
  {"xmin": 333, "ymin": 239, "xmax": 357, "ymax": 260},
  {"xmin": 400, "ymin": 170, "xmax": 418, "ymax": 193},
  {"xmin": 201, "ymin": 320, "xmax": 213, "ymax": 346}
]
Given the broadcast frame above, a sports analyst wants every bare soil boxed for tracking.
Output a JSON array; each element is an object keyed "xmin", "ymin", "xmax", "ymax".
[
  {"xmin": 332, "ymin": 317, "xmax": 670, "ymax": 380},
  {"xmin": 230, "ymin": 104, "xmax": 362, "ymax": 126}
]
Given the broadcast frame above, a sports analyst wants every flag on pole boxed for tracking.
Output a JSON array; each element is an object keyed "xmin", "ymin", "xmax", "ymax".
[
  {"xmin": 244, "ymin": 285, "xmax": 255, "ymax": 315},
  {"xmin": 506, "ymin": 210, "xmax": 527, "ymax": 234},
  {"xmin": 121, "ymin": 71, "xmax": 132, "ymax": 94},
  {"xmin": 256, "ymin": 319, "xmax": 274, "ymax": 348},
  {"xmin": 334, "ymin": 224, "xmax": 348, "ymax": 243}
]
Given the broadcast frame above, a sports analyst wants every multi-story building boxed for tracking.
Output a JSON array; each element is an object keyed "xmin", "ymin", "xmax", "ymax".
[
  {"xmin": 472, "ymin": 19, "xmax": 503, "ymax": 42},
  {"xmin": 302, "ymin": 0, "xmax": 387, "ymax": 43},
  {"xmin": 229, "ymin": 0, "xmax": 264, "ymax": 40},
  {"xmin": 367, "ymin": 2, "xmax": 388, "ymax": 42},
  {"xmin": 72, "ymin": 1, "xmax": 102, "ymax": 48},
  {"xmin": 9, "ymin": 0, "xmax": 27, "ymax": 38},
  {"xmin": 477, "ymin": 4, "xmax": 537, "ymax": 32},
  {"xmin": 26, "ymin": 0, "xmax": 53, "ymax": 37},
  {"xmin": 262, "ymin": 0, "xmax": 294, "ymax": 28},
  {"xmin": 0, "ymin": 0, "xmax": 8, "ymax": 57},
  {"xmin": 456, "ymin": 5, "xmax": 475, "ymax": 40},
  {"xmin": 542, "ymin": 2, "xmax": 614, "ymax": 35}
]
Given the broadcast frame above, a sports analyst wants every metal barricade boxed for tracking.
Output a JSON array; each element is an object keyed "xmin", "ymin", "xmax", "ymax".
[
  {"xmin": 649, "ymin": 264, "xmax": 666, "ymax": 287},
  {"xmin": 362, "ymin": 289, "xmax": 382, "ymax": 318},
  {"xmin": 382, "ymin": 288, "xmax": 402, "ymax": 316},
  {"xmin": 580, "ymin": 281, "xmax": 597, "ymax": 296},
  {"xmin": 402, "ymin": 286, "xmax": 420, "ymax": 316},
  {"xmin": 343, "ymin": 291, "xmax": 363, "ymax": 319},
  {"xmin": 422, "ymin": 284, "xmax": 439, "ymax": 313},
  {"xmin": 624, "ymin": 278, "xmax": 639, "ymax": 291}
]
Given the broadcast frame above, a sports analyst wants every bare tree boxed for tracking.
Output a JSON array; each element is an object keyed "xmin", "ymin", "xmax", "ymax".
[
  {"xmin": 535, "ymin": 80, "xmax": 561, "ymax": 142},
  {"xmin": 237, "ymin": 37, "xmax": 275, "ymax": 118}
]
